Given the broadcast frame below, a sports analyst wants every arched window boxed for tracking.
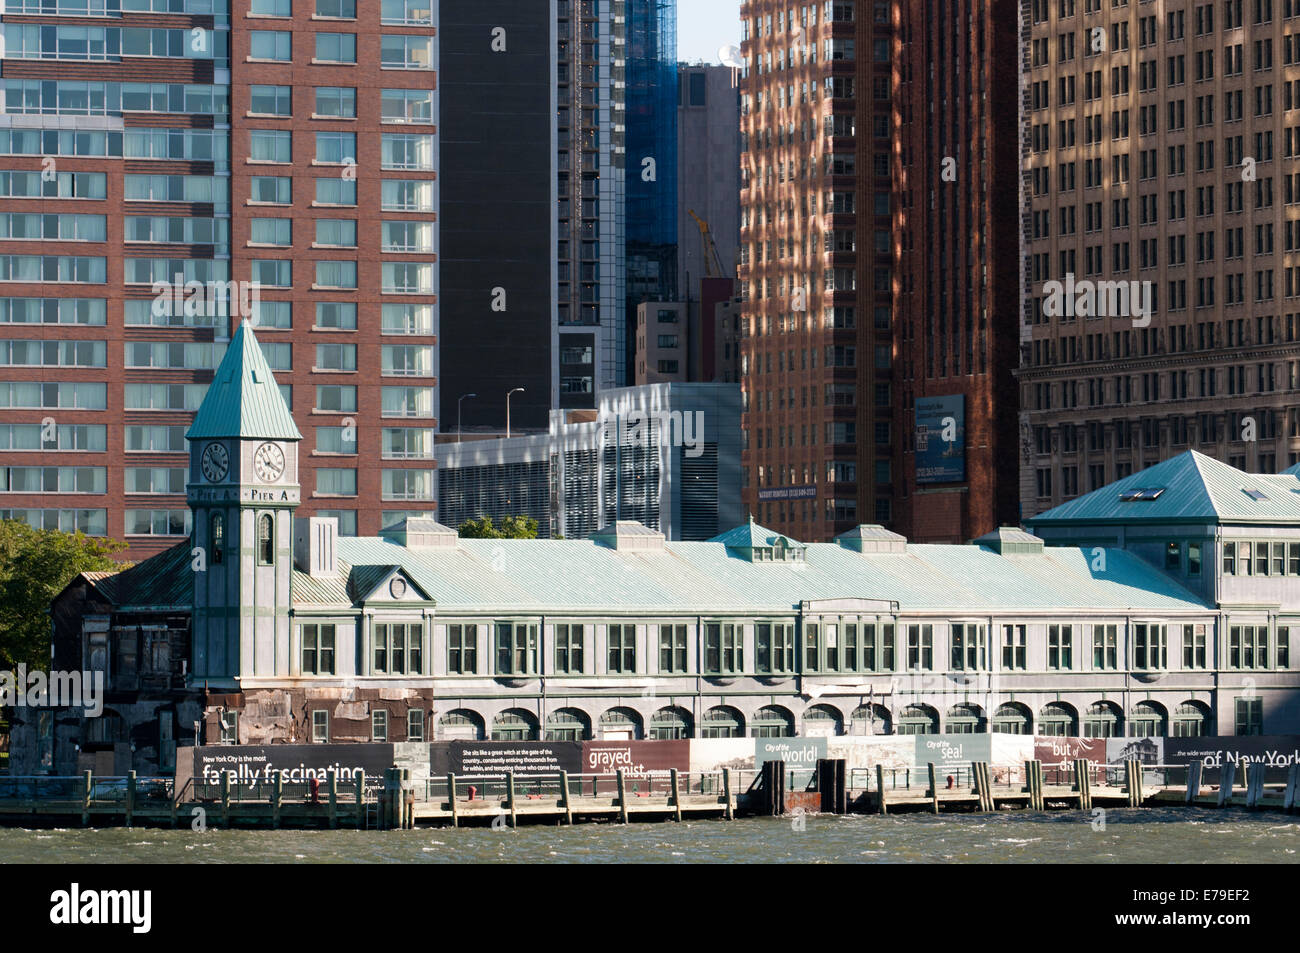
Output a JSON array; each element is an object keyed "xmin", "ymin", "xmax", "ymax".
[
  {"xmin": 438, "ymin": 709, "xmax": 484, "ymax": 740},
  {"xmin": 701, "ymin": 705, "xmax": 744, "ymax": 738},
  {"xmin": 491, "ymin": 708, "xmax": 538, "ymax": 741},
  {"xmin": 992, "ymin": 702, "xmax": 1032, "ymax": 734},
  {"xmin": 751, "ymin": 705, "xmax": 795, "ymax": 738},
  {"xmin": 850, "ymin": 703, "xmax": 891, "ymax": 735},
  {"xmin": 1084, "ymin": 701, "xmax": 1123, "ymax": 738},
  {"xmin": 598, "ymin": 707, "xmax": 643, "ymax": 740},
  {"xmin": 1130, "ymin": 700, "xmax": 1167, "ymax": 737},
  {"xmin": 1172, "ymin": 700, "xmax": 1210, "ymax": 737},
  {"xmin": 257, "ymin": 513, "xmax": 274, "ymax": 565},
  {"xmin": 544, "ymin": 708, "xmax": 590, "ymax": 741},
  {"xmin": 1038, "ymin": 702, "xmax": 1078, "ymax": 737},
  {"xmin": 897, "ymin": 703, "xmax": 939, "ymax": 735},
  {"xmin": 649, "ymin": 706, "xmax": 692, "ymax": 740},
  {"xmin": 946, "ymin": 703, "xmax": 986, "ymax": 734},
  {"xmin": 803, "ymin": 704, "xmax": 843, "ymax": 736},
  {"xmin": 210, "ymin": 513, "xmax": 224, "ymax": 565}
]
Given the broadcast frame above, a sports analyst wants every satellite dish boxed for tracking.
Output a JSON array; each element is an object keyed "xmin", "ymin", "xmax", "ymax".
[{"xmin": 718, "ymin": 44, "xmax": 744, "ymax": 68}]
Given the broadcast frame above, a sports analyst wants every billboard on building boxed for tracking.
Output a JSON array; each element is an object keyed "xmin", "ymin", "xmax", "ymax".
[
  {"xmin": 429, "ymin": 741, "xmax": 583, "ymax": 776},
  {"xmin": 193, "ymin": 745, "xmax": 394, "ymax": 791},
  {"xmin": 914, "ymin": 395, "xmax": 966, "ymax": 483}
]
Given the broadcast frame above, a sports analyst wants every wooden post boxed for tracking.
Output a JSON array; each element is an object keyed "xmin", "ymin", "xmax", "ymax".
[
  {"xmin": 1284, "ymin": 763, "xmax": 1298, "ymax": 814},
  {"xmin": 669, "ymin": 768, "xmax": 682, "ymax": 822},
  {"xmin": 876, "ymin": 764, "xmax": 888, "ymax": 815},
  {"xmin": 1186, "ymin": 760, "xmax": 1203, "ymax": 804},
  {"xmin": 447, "ymin": 773, "xmax": 460, "ymax": 828},
  {"xmin": 1128, "ymin": 760, "xmax": 1143, "ymax": 808},
  {"xmin": 506, "ymin": 771, "xmax": 517, "ymax": 828},
  {"xmin": 559, "ymin": 770, "xmax": 573, "ymax": 825},
  {"xmin": 723, "ymin": 768, "xmax": 734, "ymax": 820},
  {"xmin": 1217, "ymin": 761, "xmax": 1236, "ymax": 808},
  {"xmin": 1073, "ymin": 759, "xmax": 1090, "ymax": 811},
  {"xmin": 125, "ymin": 770, "xmax": 136, "ymax": 828},
  {"xmin": 1245, "ymin": 762, "xmax": 1264, "ymax": 810},
  {"xmin": 328, "ymin": 770, "xmax": 338, "ymax": 829},
  {"xmin": 972, "ymin": 762, "xmax": 987, "ymax": 812},
  {"xmin": 355, "ymin": 770, "xmax": 365, "ymax": 829},
  {"xmin": 80, "ymin": 764, "xmax": 91, "ymax": 826},
  {"xmin": 272, "ymin": 771, "xmax": 283, "ymax": 829},
  {"xmin": 221, "ymin": 770, "xmax": 232, "ymax": 829},
  {"xmin": 617, "ymin": 769, "xmax": 629, "ymax": 824},
  {"xmin": 927, "ymin": 762, "xmax": 939, "ymax": 814}
]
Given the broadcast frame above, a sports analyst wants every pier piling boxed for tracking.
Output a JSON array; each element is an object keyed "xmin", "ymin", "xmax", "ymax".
[
  {"xmin": 617, "ymin": 769, "xmax": 629, "ymax": 824},
  {"xmin": 1218, "ymin": 762, "xmax": 1237, "ymax": 808},
  {"xmin": 125, "ymin": 771, "xmax": 136, "ymax": 828},
  {"xmin": 1285, "ymin": 764, "xmax": 1298, "ymax": 814},
  {"xmin": 81, "ymin": 771, "xmax": 91, "ymax": 827},
  {"xmin": 1186, "ymin": 761, "xmax": 1202, "ymax": 804},
  {"xmin": 221, "ymin": 771, "xmax": 232, "ymax": 829},
  {"xmin": 723, "ymin": 768, "xmax": 734, "ymax": 820},
  {"xmin": 355, "ymin": 770, "xmax": 365, "ymax": 829},
  {"xmin": 506, "ymin": 771, "xmax": 517, "ymax": 828},
  {"xmin": 670, "ymin": 768, "xmax": 682, "ymax": 822},
  {"xmin": 448, "ymin": 773, "xmax": 460, "ymax": 827},
  {"xmin": 927, "ymin": 763, "xmax": 939, "ymax": 814},
  {"xmin": 272, "ymin": 771, "xmax": 283, "ymax": 829},
  {"xmin": 327, "ymin": 770, "xmax": 338, "ymax": 829}
]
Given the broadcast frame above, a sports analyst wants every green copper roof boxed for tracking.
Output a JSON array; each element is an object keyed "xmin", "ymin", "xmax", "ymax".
[
  {"xmin": 186, "ymin": 320, "xmax": 301, "ymax": 441},
  {"xmin": 286, "ymin": 531, "xmax": 1210, "ymax": 615},
  {"xmin": 710, "ymin": 518, "xmax": 798, "ymax": 550},
  {"xmin": 1027, "ymin": 450, "xmax": 1300, "ymax": 525}
]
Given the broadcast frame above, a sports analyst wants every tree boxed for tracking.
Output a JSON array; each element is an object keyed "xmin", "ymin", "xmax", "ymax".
[
  {"xmin": 457, "ymin": 515, "xmax": 539, "ymax": 540},
  {"xmin": 0, "ymin": 521, "xmax": 128, "ymax": 671}
]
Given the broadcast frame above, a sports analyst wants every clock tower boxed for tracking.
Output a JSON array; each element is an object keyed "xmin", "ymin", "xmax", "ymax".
[{"xmin": 186, "ymin": 319, "xmax": 302, "ymax": 690}]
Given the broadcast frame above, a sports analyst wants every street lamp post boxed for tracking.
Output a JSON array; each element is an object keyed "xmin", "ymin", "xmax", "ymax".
[
  {"xmin": 506, "ymin": 387, "xmax": 525, "ymax": 439},
  {"xmin": 457, "ymin": 393, "xmax": 477, "ymax": 441}
]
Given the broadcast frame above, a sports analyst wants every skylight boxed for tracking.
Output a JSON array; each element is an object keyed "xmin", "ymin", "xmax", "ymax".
[
  {"xmin": 1119, "ymin": 487, "xmax": 1165, "ymax": 502},
  {"xmin": 1243, "ymin": 488, "xmax": 1269, "ymax": 501}
]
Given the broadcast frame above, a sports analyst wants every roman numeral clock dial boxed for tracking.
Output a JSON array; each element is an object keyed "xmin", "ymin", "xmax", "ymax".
[
  {"xmin": 200, "ymin": 442, "xmax": 229, "ymax": 483},
  {"xmin": 253, "ymin": 442, "xmax": 286, "ymax": 483}
]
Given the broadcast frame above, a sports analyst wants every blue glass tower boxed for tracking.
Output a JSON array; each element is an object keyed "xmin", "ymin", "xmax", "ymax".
[{"xmin": 624, "ymin": 0, "xmax": 679, "ymax": 383}]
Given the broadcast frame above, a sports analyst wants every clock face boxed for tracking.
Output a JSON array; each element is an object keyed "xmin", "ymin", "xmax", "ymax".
[
  {"xmin": 253, "ymin": 442, "xmax": 286, "ymax": 483},
  {"xmin": 200, "ymin": 442, "xmax": 229, "ymax": 483}
]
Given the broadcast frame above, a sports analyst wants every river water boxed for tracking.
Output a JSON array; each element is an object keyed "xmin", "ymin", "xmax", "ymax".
[{"xmin": 2, "ymin": 808, "xmax": 1297, "ymax": 863}]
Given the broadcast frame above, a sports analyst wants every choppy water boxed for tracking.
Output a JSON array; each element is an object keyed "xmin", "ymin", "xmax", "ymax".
[{"xmin": 2, "ymin": 808, "xmax": 1297, "ymax": 863}]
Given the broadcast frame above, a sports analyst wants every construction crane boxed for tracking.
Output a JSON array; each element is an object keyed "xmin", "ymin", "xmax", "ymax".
[{"xmin": 688, "ymin": 208, "xmax": 728, "ymax": 279}]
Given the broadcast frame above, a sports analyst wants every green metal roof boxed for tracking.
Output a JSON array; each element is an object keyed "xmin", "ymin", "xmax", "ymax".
[
  {"xmin": 186, "ymin": 320, "xmax": 301, "ymax": 441},
  {"xmin": 1027, "ymin": 450, "xmax": 1300, "ymax": 526},
  {"xmin": 709, "ymin": 518, "xmax": 799, "ymax": 550},
  {"xmin": 286, "ymin": 532, "xmax": 1210, "ymax": 615}
]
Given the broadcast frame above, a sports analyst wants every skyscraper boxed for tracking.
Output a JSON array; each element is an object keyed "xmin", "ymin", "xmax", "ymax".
[
  {"xmin": 737, "ymin": 0, "xmax": 894, "ymax": 540},
  {"xmin": 892, "ymin": 0, "xmax": 1022, "ymax": 542},
  {"xmin": 1020, "ymin": 0, "xmax": 1300, "ymax": 518},
  {"xmin": 556, "ymin": 0, "xmax": 628, "ymax": 408}
]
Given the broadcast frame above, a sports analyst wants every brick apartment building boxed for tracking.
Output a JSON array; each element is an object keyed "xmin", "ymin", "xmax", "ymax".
[
  {"xmin": 737, "ymin": 0, "xmax": 895, "ymax": 541},
  {"xmin": 0, "ymin": 0, "xmax": 556, "ymax": 559}
]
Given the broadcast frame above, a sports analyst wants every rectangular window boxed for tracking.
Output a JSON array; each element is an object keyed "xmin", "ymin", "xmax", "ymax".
[
  {"xmin": 371, "ymin": 709, "xmax": 387, "ymax": 742},
  {"xmin": 1235, "ymin": 696, "xmax": 1263, "ymax": 735},
  {"xmin": 657, "ymin": 624, "xmax": 687, "ymax": 674},
  {"xmin": 554, "ymin": 623, "xmax": 585, "ymax": 674},
  {"xmin": 1133, "ymin": 622, "xmax": 1168, "ymax": 670},
  {"xmin": 607, "ymin": 623, "xmax": 636, "ymax": 674},
  {"xmin": 756, "ymin": 621, "xmax": 795, "ymax": 674},
  {"xmin": 950, "ymin": 623, "xmax": 986, "ymax": 671},
  {"xmin": 906, "ymin": 624, "xmax": 933, "ymax": 670},
  {"xmin": 372, "ymin": 622, "xmax": 421, "ymax": 674},
  {"xmin": 314, "ymin": 32, "xmax": 357, "ymax": 64},
  {"xmin": 704, "ymin": 622, "xmax": 741, "ymax": 674},
  {"xmin": 301, "ymin": 622, "xmax": 336, "ymax": 675},
  {"xmin": 446, "ymin": 623, "xmax": 476, "ymax": 674},
  {"xmin": 311, "ymin": 709, "xmax": 329, "ymax": 742},
  {"xmin": 1002, "ymin": 624, "xmax": 1027, "ymax": 670},
  {"xmin": 249, "ymin": 30, "xmax": 291, "ymax": 61},
  {"xmin": 1183, "ymin": 623, "xmax": 1208, "ymax": 669},
  {"xmin": 1048, "ymin": 624, "xmax": 1073, "ymax": 670},
  {"xmin": 495, "ymin": 622, "xmax": 537, "ymax": 675},
  {"xmin": 407, "ymin": 708, "xmax": 424, "ymax": 742},
  {"xmin": 314, "ymin": 86, "xmax": 357, "ymax": 119},
  {"xmin": 1092, "ymin": 624, "xmax": 1118, "ymax": 669}
]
